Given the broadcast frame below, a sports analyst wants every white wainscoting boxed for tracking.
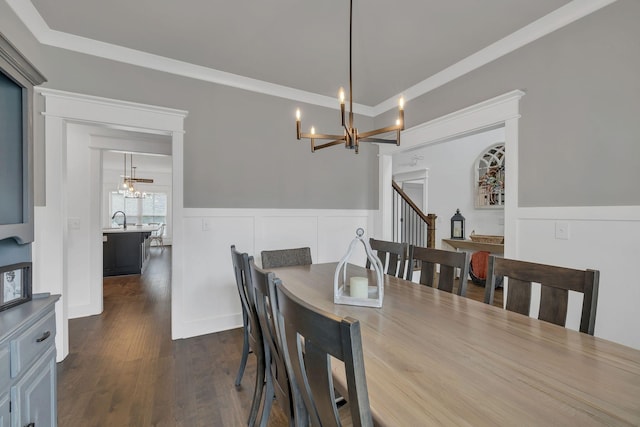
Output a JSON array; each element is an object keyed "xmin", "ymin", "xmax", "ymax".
[
  {"xmin": 174, "ymin": 208, "xmax": 374, "ymax": 339},
  {"xmin": 514, "ymin": 205, "xmax": 640, "ymax": 350}
]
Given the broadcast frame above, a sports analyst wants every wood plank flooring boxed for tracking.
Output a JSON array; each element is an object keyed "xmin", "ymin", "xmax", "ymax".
[
  {"xmin": 57, "ymin": 251, "xmax": 502, "ymax": 426},
  {"xmin": 57, "ymin": 248, "xmax": 286, "ymax": 426}
]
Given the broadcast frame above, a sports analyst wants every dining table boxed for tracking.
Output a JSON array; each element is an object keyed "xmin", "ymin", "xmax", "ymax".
[{"xmin": 271, "ymin": 262, "xmax": 640, "ymax": 426}]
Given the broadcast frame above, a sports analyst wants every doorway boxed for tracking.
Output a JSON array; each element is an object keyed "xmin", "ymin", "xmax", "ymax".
[
  {"xmin": 377, "ymin": 90, "xmax": 524, "ymax": 258},
  {"xmin": 34, "ymin": 88, "xmax": 187, "ymax": 361}
]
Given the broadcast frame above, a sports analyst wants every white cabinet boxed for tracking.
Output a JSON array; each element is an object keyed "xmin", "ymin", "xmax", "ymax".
[{"xmin": 0, "ymin": 296, "xmax": 59, "ymax": 427}]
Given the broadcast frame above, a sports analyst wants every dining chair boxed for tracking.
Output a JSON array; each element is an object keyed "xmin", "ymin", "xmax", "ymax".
[
  {"xmin": 484, "ymin": 255, "xmax": 600, "ymax": 335},
  {"xmin": 230, "ymin": 245, "xmax": 266, "ymax": 426},
  {"xmin": 275, "ymin": 281, "xmax": 373, "ymax": 427},
  {"xmin": 407, "ymin": 245, "xmax": 470, "ymax": 296},
  {"xmin": 261, "ymin": 247, "xmax": 313, "ymax": 269},
  {"xmin": 249, "ymin": 260, "xmax": 298, "ymax": 426},
  {"xmin": 149, "ymin": 223, "xmax": 165, "ymax": 250},
  {"xmin": 366, "ymin": 238, "xmax": 408, "ymax": 278}
]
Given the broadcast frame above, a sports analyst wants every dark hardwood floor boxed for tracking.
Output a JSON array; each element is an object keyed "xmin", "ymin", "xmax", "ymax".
[
  {"xmin": 57, "ymin": 251, "xmax": 502, "ymax": 426},
  {"xmin": 57, "ymin": 247, "xmax": 287, "ymax": 426}
]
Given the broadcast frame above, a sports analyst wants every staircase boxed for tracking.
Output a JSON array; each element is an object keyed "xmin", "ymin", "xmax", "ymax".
[{"xmin": 392, "ymin": 180, "xmax": 437, "ymax": 248}]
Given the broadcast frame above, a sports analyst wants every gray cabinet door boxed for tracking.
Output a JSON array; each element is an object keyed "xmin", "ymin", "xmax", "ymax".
[
  {"xmin": 12, "ymin": 346, "xmax": 56, "ymax": 427},
  {"xmin": 0, "ymin": 392, "xmax": 9, "ymax": 427}
]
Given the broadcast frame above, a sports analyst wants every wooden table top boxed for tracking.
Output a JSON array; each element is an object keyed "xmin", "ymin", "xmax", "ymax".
[{"xmin": 271, "ymin": 263, "xmax": 640, "ymax": 426}]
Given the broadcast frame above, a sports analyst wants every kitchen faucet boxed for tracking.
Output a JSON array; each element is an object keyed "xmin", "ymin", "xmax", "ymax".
[{"xmin": 111, "ymin": 210, "xmax": 127, "ymax": 229}]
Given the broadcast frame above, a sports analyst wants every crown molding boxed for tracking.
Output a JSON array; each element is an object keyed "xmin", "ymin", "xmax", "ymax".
[{"xmin": 8, "ymin": 0, "xmax": 617, "ymax": 117}]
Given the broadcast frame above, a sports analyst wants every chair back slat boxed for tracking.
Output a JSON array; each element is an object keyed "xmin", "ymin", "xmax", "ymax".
[
  {"xmin": 419, "ymin": 261, "xmax": 436, "ymax": 287},
  {"xmin": 407, "ymin": 245, "xmax": 470, "ymax": 296},
  {"xmin": 505, "ymin": 278, "xmax": 532, "ymax": 316},
  {"xmin": 366, "ymin": 238, "xmax": 408, "ymax": 278},
  {"xmin": 438, "ymin": 264, "xmax": 457, "ymax": 294},
  {"xmin": 305, "ymin": 342, "xmax": 341, "ymax": 427},
  {"xmin": 230, "ymin": 246, "xmax": 265, "ymax": 425},
  {"xmin": 486, "ymin": 255, "xmax": 600, "ymax": 335},
  {"xmin": 250, "ymin": 261, "xmax": 294, "ymax": 423},
  {"xmin": 231, "ymin": 247, "xmax": 261, "ymax": 346},
  {"xmin": 539, "ymin": 286, "xmax": 569, "ymax": 327},
  {"xmin": 276, "ymin": 282, "xmax": 373, "ymax": 427}
]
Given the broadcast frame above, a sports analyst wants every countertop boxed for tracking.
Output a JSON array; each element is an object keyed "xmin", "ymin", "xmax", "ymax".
[{"xmin": 102, "ymin": 224, "xmax": 160, "ymax": 234}]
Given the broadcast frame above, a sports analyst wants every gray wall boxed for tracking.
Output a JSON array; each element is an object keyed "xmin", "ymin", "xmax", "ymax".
[
  {"xmin": 0, "ymin": 0, "xmax": 378, "ymax": 210},
  {"xmin": 377, "ymin": 0, "xmax": 640, "ymax": 207}
]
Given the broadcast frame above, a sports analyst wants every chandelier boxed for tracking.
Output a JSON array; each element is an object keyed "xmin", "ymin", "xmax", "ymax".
[
  {"xmin": 295, "ymin": 0, "xmax": 405, "ymax": 154},
  {"xmin": 119, "ymin": 153, "xmax": 153, "ymax": 198}
]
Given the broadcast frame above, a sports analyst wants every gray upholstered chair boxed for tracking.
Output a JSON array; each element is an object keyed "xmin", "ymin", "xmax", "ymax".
[
  {"xmin": 407, "ymin": 245, "xmax": 470, "ymax": 296},
  {"xmin": 230, "ymin": 246, "xmax": 265, "ymax": 425},
  {"xmin": 261, "ymin": 247, "xmax": 312, "ymax": 269},
  {"xmin": 484, "ymin": 255, "xmax": 599, "ymax": 335},
  {"xmin": 275, "ymin": 281, "xmax": 373, "ymax": 426},
  {"xmin": 367, "ymin": 238, "xmax": 408, "ymax": 278}
]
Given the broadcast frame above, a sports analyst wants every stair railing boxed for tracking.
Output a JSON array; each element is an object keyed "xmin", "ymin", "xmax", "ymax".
[{"xmin": 392, "ymin": 180, "xmax": 437, "ymax": 248}]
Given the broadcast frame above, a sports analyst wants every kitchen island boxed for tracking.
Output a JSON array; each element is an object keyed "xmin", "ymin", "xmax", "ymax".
[{"xmin": 102, "ymin": 225, "xmax": 159, "ymax": 276}]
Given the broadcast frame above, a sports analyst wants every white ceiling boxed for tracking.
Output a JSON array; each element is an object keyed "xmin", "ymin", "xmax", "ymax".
[{"xmin": 15, "ymin": 0, "xmax": 609, "ymax": 109}]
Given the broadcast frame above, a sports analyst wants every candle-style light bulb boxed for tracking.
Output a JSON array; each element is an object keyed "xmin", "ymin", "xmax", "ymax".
[
  {"xmin": 398, "ymin": 96, "xmax": 405, "ymax": 131},
  {"xmin": 310, "ymin": 126, "xmax": 316, "ymax": 152},
  {"xmin": 295, "ymin": 109, "xmax": 301, "ymax": 139},
  {"xmin": 339, "ymin": 88, "xmax": 345, "ymax": 104},
  {"xmin": 296, "ymin": 109, "xmax": 301, "ymax": 121},
  {"xmin": 396, "ymin": 119, "xmax": 401, "ymax": 126}
]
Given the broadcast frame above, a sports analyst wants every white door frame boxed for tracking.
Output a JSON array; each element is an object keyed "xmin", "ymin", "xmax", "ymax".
[
  {"xmin": 378, "ymin": 90, "xmax": 524, "ymax": 258},
  {"xmin": 34, "ymin": 88, "xmax": 187, "ymax": 361}
]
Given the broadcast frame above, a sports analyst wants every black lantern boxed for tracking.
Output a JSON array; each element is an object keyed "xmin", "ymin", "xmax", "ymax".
[{"xmin": 451, "ymin": 209, "xmax": 465, "ymax": 239}]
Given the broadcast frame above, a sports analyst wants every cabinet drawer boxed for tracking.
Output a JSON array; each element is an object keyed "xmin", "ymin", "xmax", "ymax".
[
  {"xmin": 10, "ymin": 311, "xmax": 56, "ymax": 378},
  {"xmin": 0, "ymin": 348, "xmax": 8, "ymax": 391}
]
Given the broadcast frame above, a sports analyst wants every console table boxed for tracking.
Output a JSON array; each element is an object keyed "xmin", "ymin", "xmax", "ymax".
[{"xmin": 441, "ymin": 238, "xmax": 504, "ymax": 254}]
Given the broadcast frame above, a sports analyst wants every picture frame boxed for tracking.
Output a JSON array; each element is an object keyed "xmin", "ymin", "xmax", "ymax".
[{"xmin": 0, "ymin": 262, "xmax": 32, "ymax": 312}]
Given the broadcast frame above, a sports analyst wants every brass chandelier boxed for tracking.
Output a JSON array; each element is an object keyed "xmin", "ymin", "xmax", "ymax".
[
  {"xmin": 119, "ymin": 153, "xmax": 153, "ymax": 198},
  {"xmin": 295, "ymin": 0, "xmax": 405, "ymax": 154}
]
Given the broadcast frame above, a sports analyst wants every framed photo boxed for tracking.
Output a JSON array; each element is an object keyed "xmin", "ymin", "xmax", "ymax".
[{"xmin": 0, "ymin": 262, "xmax": 32, "ymax": 312}]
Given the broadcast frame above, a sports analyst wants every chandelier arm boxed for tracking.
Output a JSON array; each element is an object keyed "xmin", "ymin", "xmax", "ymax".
[
  {"xmin": 359, "ymin": 137, "xmax": 398, "ymax": 144},
  {"xmin": 358, "ymin": 124, "xmax": 402, "ymax": 139},
  {"xmin": 313, "ymin": 139, "xmax": 346, "ymax": 150},
  {"xmin": 300, "ymin": 132, "xmax": 346, "ymax": 140}
]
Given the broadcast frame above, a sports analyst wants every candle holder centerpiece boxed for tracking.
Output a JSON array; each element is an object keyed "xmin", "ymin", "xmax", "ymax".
[{"xmin": 334, "ymin": 228, "xmax": 384, "ymax": 308}]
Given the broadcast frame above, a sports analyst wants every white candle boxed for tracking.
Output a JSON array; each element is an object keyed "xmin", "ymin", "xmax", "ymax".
[{"xmin": 350, "ymin": 276, "xmax": 369, "ymax": 299}]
